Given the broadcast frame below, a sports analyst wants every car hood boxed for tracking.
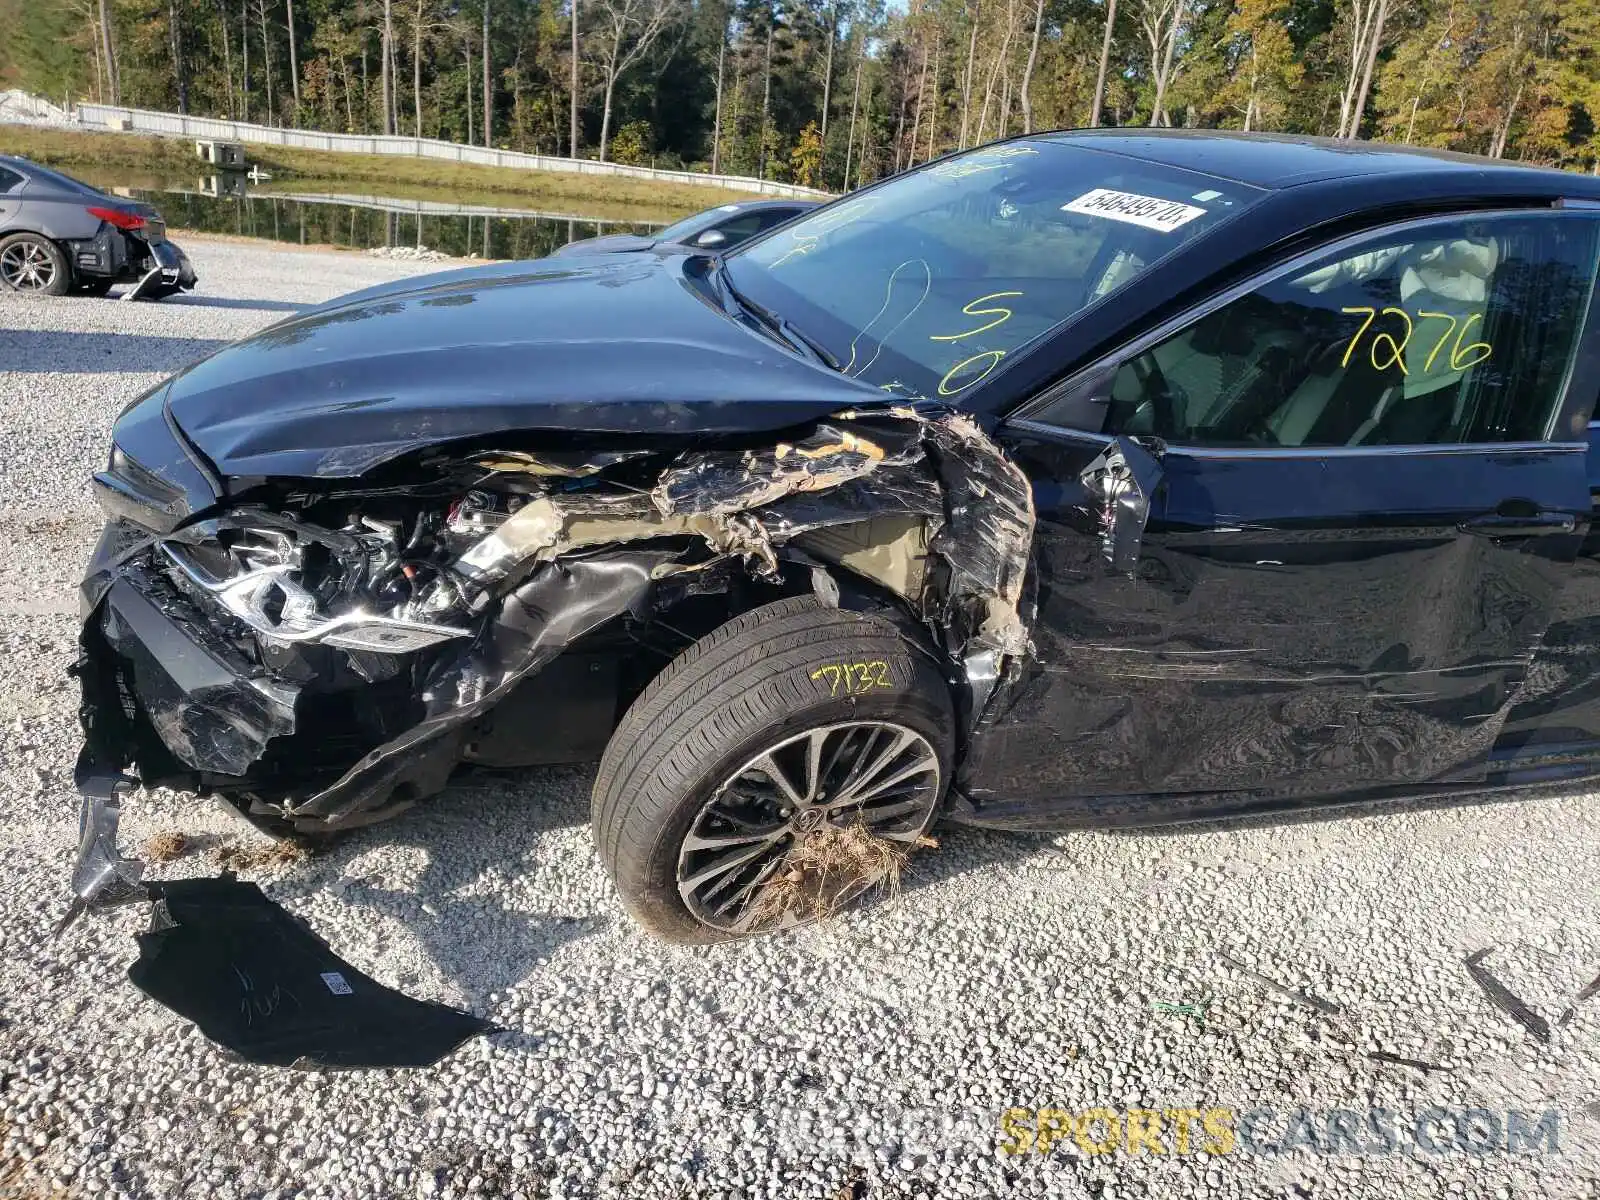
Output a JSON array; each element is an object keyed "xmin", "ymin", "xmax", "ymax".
[
  {"xmin": 150, "ymin": 255, "xmax": 880, "ymax": 480},
  {"xmin": 553, "ymin": 233, "xmax": 658, "ymax": 256}
]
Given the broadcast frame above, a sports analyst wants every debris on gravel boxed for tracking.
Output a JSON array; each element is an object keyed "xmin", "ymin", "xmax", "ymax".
[
  {"xmin": 366, "ymin": 244, "xmax": 453, "ymax": 261},
  {"xmin": 3, "ymin": 236, "xmax": 1600, "ymax": 1199}
]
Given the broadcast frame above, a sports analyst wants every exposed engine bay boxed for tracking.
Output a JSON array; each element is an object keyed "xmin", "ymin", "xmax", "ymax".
[{"xmin": 76, "ymin": 407, "xmax": 1036, "ymax": 854}]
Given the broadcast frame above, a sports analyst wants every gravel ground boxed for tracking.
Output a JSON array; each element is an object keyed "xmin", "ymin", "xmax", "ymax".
[{"xmin": 4, "ymin": 238, "xmax": 1600, "ymax": 1200}]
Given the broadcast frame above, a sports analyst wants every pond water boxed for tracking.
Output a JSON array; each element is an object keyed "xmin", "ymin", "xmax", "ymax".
[{"xmin": 107, "ymin": 174, "xmax": 670, "ymax": 260}]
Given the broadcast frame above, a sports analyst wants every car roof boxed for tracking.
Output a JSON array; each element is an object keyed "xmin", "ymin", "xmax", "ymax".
[
  {"xmin": 726, "ymin": 198, "xmax": 821, "ymax": 212},
  {"xmin": 1036, "ymin": 129, "xmax": 1600, "ymax": 199}
]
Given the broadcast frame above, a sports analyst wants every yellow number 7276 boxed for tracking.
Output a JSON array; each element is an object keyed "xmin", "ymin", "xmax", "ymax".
[{"xmin": 1340, "ymin": 306, "xmax": 1493, "ymax": 374}]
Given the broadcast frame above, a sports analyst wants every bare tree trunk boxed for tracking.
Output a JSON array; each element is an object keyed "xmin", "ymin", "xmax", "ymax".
[
  {"xmin": 214, "ymin": 0, "xmax": 234, "ymax": 115},
  {"xmin": 466, "ymin": 35, "xmax": 475, "ymax": 143},
  {"xmin": 413, "ymin": 0, "xmax": 423, "ymax": 136},
  {"xmin": 1152, "ymin": 0, "xmax": 1184, "ymax": 126},
  {"xmin": 925, "ymin": 45, "xmax": 941, "ymax": 160},
  {"xmin": 286, "ymin": 0, "xmax": 300, "ymax": 111},
  {"xmin": 341, "ymin": 53, "xmax": 355, "ymax": 129},
  {"xmin": 241, "ymin": 0, "xmax": 250, "ymax": 120},
  {"xmin": 1347, "ymin": 0, "xmax": 1388, "ymax": 139},
  {"xmin": 87, "ymin": 3, "xmax": 105, "ymax": 102},
  {"xmin": 482, "ymin": 0, "xmax": 492, "ymax": 146},
  {"xmin": 598, "ymin": 37, "xmax": 620, "ymax": 160},
  {"xmin": 843, "ymin": 40, "xmax": 862, "ymax": 188},
  {"xmin": 169, "ymin": 0, "xmax": 190, "ymax": 112},
  {"xmin": 908, "ymin": 39, "xmax": 930, "ymax": 165},
  {"xmin": 382, "ymin": 0, "xmax": 395, "ymax": 132},
  {"xmin": 99, "ymin": 0, "xmax": 121, "ymax": 103},
  {"xmin": 1338, "ymin": 0, "xmax": 1376, "ymax": 137},
  {"xmin": 958, "ymin": 0, "xmax": 981, "ymax": 148},
  {"xmin": 711, "ymin": 17, "xmax": 726, "ymax": 172},
  {"xmin": 1241, "ymin": 46, "xmax": 1257, "ymax": 131},
  {"xmin": 1491, "ymin": 78, "xmax": 1523, "ymax": 158},
  {"xmin": 894, "ymin": 58, "xmax": 909, "ymax": 170},
  {"xmin": 258, "ymin": 0, "xmax": 274, "ymax": 122},
  {"xmin": 1019, "ymin": 0, "xmax": 1042, "ymax": 133},
  {"xmin": 570, "ymin": 0, "xmax": 580, "ymax": 156},
  {"xmin": 975, "ymin": 0, "xmax": 1014, "ymax": 143},
  {"xmin": 820, "ymin": 2, "xmax": 835, "ymax": 138},
  {"xmin": 1090, "ymin": 0, "xmax": 1115, "ymax": 126},
  {"xmin": 759, "ymin": 17, "xmax": 774, "ymax": 177},
  {"xmin": 855, "ymin": 72, "xmax": 872, "ymax": 187}
]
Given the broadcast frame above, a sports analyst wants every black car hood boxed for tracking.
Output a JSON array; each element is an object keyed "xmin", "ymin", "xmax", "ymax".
[{"xmin": 151, "ymin": 255, "xmax": 879, "ymax": 480}]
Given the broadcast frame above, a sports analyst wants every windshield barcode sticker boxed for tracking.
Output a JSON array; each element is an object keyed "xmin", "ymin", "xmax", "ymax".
[
  {"xmin": 1062, "ymin": 189, "xmax": 1207, "ymax": 232},
  {"xmin": 321, "ymin": 971, "xmax": 354, "ymax": 996}
]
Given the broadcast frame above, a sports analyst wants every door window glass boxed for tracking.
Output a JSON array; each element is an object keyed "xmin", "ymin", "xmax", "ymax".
[
  {"xmin": 0, "ymin": 167, "xmax": 23, "ymax": 193},
  {"xmin": 710, "ymin": 213, "xmax": 767, "ymax": 243},
  {"xmin": 1101, "ymin": 214, "xmax": 1599, "ymax": 447}
]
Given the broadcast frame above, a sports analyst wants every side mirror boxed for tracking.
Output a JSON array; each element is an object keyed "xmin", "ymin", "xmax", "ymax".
[
  {"xmin": 1079, "ymin": 436, "xmax": 1164, "ymax": 573},
  {"xmin": 694, "ymin": 229, "xmax": 728, "ymax": 249}
]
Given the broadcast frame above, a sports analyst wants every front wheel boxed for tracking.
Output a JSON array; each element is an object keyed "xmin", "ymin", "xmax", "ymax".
[{"xmin": 591, "ymin": 596, "xmax": 954, "ymax": 944}]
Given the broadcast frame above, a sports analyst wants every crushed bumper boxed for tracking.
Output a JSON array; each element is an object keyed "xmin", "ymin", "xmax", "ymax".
[{"xmin": 124, "ymin": 239, "xmax": 197, "ymax": 300}]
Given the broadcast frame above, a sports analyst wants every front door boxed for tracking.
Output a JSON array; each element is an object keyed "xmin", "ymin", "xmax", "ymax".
[{"xmin": 962, "ymin": 208, "xmax": 1600, "ymax": 819}]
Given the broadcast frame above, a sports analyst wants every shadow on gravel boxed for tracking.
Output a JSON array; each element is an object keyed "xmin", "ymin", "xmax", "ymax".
[
  {"xmin": 163, "ymin": 295, "xmax": 304, "ymax": 313},
  {"xmin": 267, "ymin": 763, "xmax": 602, "ymax": 1009},
  {"xmin": 1, "ymin": 329, "xmax": 231, "ymax": 373}
]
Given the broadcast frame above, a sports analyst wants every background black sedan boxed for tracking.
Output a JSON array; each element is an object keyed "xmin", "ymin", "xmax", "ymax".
[
  {"xmin": 550, "ymin": 197, "xmax": 819, "ymax": 258},
  {"xmin": 0, "ymin": 155, "xmax": 196, "ymax": 298}
]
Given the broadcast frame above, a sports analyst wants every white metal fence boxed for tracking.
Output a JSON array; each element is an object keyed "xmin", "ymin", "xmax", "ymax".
[{"xmin": 71, "ymin": 103, "xmax": 831, "ymax": 200}]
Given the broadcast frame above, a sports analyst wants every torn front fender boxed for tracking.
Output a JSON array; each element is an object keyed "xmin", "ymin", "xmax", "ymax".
[{"xmin": 73, "ymin": 407, "xmax": 1039, "ymax": 839}]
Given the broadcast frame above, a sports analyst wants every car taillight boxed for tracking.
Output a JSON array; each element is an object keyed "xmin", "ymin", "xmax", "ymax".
[{"xmin": 86, "ymin": 206, "xmax": 147, "ymax": 231}]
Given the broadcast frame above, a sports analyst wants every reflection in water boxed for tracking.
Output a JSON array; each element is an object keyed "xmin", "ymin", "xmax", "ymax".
[{"xmin": 131, "ymin": 181, "xmax": 667, "ymax": 260}]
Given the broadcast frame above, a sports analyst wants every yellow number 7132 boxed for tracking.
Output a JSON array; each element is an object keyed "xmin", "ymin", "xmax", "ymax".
[{"xmin": 1340, "ymin": 306, "xmax": 1492, "ymax": 374}]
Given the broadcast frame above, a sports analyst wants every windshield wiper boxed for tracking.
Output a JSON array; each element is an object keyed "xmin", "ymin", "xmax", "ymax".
[{"xmin": 715, "ymin": 262, "xmax": 841, "ymax": 372}]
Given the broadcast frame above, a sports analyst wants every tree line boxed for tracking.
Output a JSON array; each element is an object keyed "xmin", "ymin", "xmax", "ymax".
[{"xmin": 2, "ymin": 0, "xmax": 1598, "ymax": 191}]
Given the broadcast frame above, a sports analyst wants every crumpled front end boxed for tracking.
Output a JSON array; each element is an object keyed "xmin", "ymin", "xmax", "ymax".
[{"xmin": 72, "ymin": 406, "xmax": 1036, "ymax": 898}]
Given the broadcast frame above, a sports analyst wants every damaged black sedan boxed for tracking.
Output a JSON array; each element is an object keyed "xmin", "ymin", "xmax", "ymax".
[{"xmin": 74, "ymin": 132, "xmax": 1600, "ymax": 947}]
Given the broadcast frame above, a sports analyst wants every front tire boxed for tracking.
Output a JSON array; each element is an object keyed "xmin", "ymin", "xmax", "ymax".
[
  {"xmin": 592, "ymin": 596, "xmax": 954, "ymax": 944},
  {"xmin": 0, "ymin": 233, "xmax": 70, "ymax": 296}
]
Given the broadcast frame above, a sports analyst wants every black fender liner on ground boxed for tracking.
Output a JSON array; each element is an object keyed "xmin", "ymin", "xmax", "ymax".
[{"xmin": 128, "ymin": 875, "xmax": 492, "ymax": 1068}]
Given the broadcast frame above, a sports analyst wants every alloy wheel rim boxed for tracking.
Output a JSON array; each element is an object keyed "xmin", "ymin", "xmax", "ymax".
[
  {"xmin": 676, "ymin": 720, "xmax": 942, "ymax": 934},
  {"xmin": 0, "ymin": 242, "xmax": 57, "ymax": 291}
]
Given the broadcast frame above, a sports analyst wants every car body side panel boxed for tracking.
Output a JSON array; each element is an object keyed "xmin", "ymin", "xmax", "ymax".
[
  {"xmin": 16, "ymin": 195, "xmax": 104, "ymax": 241},
  {"xmin": 960, "ymin": 430, "xmax": 1593, "ymax": 824}
]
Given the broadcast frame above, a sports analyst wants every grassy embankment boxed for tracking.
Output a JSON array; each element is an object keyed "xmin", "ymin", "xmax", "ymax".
[{"xmin": 0, "ymin": 125, "xmax": 763, "ymax": 217}]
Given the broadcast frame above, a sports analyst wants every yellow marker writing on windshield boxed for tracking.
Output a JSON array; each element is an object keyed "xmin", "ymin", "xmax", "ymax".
[{"xmin": 929, "ymin": 291, "xmax": 1024, "ymax": 342}]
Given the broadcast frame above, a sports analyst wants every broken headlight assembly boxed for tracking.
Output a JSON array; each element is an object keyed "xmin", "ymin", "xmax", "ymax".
[{"xmin": 156, "ymin": 511, "xmax": 476, "ymax": 656}]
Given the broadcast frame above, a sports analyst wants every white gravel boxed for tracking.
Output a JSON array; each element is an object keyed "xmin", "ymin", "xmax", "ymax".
[{"xmin": 5, "ymin": 237, "xmax": 1600, "ymax": 1200}]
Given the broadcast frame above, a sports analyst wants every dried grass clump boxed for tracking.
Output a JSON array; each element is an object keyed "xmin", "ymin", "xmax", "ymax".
[
  {"xmin": 749, "ymin": 823, "xmax": 924, "ymax": 928},
  {"xmin": 210, "ymin": 839, "xmax": 307, "ymax": 872},
  {"xmin": 142, "ymin": 830, "xmax": 190, "ymax": 862}
]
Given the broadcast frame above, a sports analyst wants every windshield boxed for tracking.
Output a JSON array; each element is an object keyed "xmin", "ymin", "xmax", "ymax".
[{"xmin": 724, "ymin": 140, "xmax": 1262, "ymax": 401}]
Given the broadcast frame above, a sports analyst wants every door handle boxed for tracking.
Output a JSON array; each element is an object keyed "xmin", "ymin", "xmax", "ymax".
[{"xmin": 1460, "ymin": 512, "xmax": 1576, "ymax": 538}]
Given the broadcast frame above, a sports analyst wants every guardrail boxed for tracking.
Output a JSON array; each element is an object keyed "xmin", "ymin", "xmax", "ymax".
[
  {"xmin": 259, "ymin": 189, "xmax": 666, "ymax": 228},
  {"xmin": 73, "ymin": 103, "xmax": 832, "ymax": 200}
]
